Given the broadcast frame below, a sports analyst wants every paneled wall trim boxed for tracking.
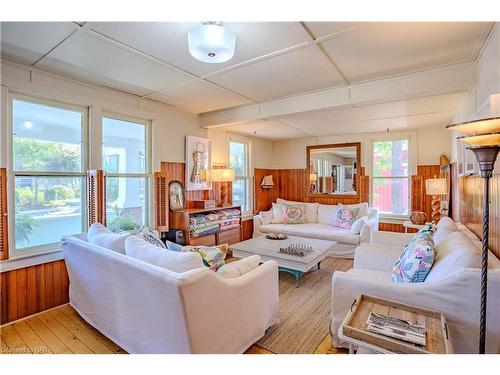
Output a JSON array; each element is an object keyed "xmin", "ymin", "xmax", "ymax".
[{"xmin": 1, "ymin": 259, "xmax": 69, "ymax": 325}]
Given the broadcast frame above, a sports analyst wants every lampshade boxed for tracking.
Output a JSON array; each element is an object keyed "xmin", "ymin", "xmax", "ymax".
[
  {"xmin": 309, "ymin": 173, "xmax": 318, "ymax": 182},
  {"xmin": 457, "ymin": 132, "xmax": 500, "ymax": 147},
  {"xmin": 211, "ymin": 168, "xmax": 235, "ymax": 182},
  {"xmin": 425, "ymin": 178, "xmax": 447, "ymax": 196},
  {"xmin": 446, "ymin": 117, "xmax": 500, "ymax": 135},
  {"xmin": 261, "ymin": 175, "xmax": 274, "ymax": 188},
  {"xmin": 188, "ymin": 22, "xmax": 235, "ymax": 63}
]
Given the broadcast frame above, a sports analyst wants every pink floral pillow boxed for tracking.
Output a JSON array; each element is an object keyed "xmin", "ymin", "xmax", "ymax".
[
  {"xmin": 282, "ymin": 205, "xmax": 306, "ymax": 224},
  {"xmin": 332, "ymin": 207, "xmax": 360, "ymax": 229}
]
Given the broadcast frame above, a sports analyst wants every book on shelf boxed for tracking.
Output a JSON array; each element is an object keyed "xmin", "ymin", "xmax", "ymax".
[{"xmin": 366, "ymin": 312, "xmax": 426, "ymax": 347}]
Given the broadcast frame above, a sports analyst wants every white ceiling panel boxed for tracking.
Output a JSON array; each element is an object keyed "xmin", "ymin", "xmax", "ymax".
[
  {"xmin": 320, "ymin": 22, "xmax": 492, "ymax": 83},
  {"xmin": 146, "ymin": 80, "xmax": 252, "ymax": 113},
  {"xmin": 36, "ymin": 31, "xmax": 193, "ymax": 96},
  {"xmin": 302, "ymin": 22, "xmax": 365, "ymax": 39},
  {"xmin": 367, "ymin": 111, "xmax": 454, "ymax": 131},
  {"xmin": 274, "ymin": 106, "xmax": 367, "ymax": 131},
  {"xmin": 222, "ymin": 120, "xmax": 308, "ymax": 139},
  {"xmin": 1, "ymin": 22, "xmax": 78, "ymax": 65},
  {"xmin": 360, "ymin": 92, "xmax": 467, "ymax": 120},
  {"xmin": 208, "ymin": 46, "xmax": 345, "ymax": 101},
  {"xmin": 85, "ymin": 22, "xmax": 309, "ymax": 77}
]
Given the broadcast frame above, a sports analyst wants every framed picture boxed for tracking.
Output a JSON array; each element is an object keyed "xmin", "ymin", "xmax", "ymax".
[
  {"xmin": 169, "ymin": 180, "xmax": 185, "ymax": 211},
  {"xmin": 185, "ymin": 135, "xmax": 212, "ymax": 191}
]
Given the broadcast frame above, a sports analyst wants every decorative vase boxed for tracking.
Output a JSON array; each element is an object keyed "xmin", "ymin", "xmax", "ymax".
[{"xmin": 410, "ymin": 211, "xmax": 427, "ymax": 225}]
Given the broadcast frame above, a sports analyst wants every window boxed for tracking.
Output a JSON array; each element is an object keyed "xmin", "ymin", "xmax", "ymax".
[
  {"xmin": 11, "ymin": 97, "xmax": 87, "ymax": 256},
  {"xmin": 102, "ymin": 115, "xmax": 151, "ymax": 232},
  {"xmin": 371, "ymin": 139, "xmax": 410, "ymax": 216},
  {"xmin": 229, "ymin": 139, "xmax": 251, "ymax": 214}
]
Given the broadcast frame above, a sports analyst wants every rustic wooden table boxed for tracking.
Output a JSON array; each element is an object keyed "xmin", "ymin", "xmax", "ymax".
[{"xmin": 339, "ymin": 294, "xmax": 454, "ymax": 354}]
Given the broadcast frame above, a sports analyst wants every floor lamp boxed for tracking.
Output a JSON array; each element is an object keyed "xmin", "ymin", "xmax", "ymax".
[{"xmin": 447, "ymin": 117, "xmax": 500, "ymax": 354}]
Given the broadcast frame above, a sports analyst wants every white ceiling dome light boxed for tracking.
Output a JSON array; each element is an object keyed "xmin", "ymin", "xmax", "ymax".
[{"xmin": 188, "ymin": 22, "xmax": 235, "ymax": 63}]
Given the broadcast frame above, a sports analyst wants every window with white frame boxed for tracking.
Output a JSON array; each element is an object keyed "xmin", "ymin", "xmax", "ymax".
[
  {"xmin": 10, "ymin": 96, "xmax": 88, "ymax": 257},
  {"xmin": 229, "ymin": 138, "xmax": 252, "ymax": 215},
  {"xmin": 102, "ymin": 115, "xmax": 151, "ymax": 232},
  {"xmin": 371, "ymin": 139, "xmax": 410, "ymax": 216}
]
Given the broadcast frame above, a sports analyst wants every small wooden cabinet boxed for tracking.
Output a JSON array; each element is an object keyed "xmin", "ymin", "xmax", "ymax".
[{"xmin": 169, "ymin": 205, "xmax": 242, "ymax": 246}]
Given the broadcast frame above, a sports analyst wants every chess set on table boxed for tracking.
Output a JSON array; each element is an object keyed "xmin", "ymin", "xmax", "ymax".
[{"xmin": 278, "ymin": 243, "xmax": 313, "ymax": 257}]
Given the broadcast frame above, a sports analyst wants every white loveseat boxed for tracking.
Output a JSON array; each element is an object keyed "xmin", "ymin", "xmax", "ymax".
[
  {"xmin": 61, "ymin": 234, "xmax": 279, "ymax": 354},
  {"xmin": 330, "ymin": 220, "xmax": 500, "ymax": 354},
  {"xmin": 253, "ymin": 199, "xmax": 379, "ymax": 258}
]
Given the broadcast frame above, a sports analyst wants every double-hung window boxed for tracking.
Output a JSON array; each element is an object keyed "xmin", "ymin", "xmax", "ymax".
[
  {"xmin": 229, "ymin": 138, "xmax": 252, "ymax": 215},
  {"xmin": 102, "ymin": 115, "xmax": 151, "ymax": 232},
  {"xmin": 11, "ymin": 96, "xmax": 87, "ymax": 257},
  {"xmin": 371, "ymin": 139, "xmax": 410, "ymax": 217}
]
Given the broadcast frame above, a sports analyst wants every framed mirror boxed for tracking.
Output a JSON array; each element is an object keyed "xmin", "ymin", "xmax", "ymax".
[{"xmin": 307, "ymin": 142, "xmax": 361, "ymax": 198}]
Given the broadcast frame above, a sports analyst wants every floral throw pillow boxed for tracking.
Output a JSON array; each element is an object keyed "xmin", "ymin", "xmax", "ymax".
[
  {"xmin": 392, "ymin": 232, "xmax": 435, "ymax": 283},
  {"xmin": 282, "ymin": 205, "xmax": 306, "ymax": 224},
  {"xmin": 332, "ymin": 207, "xmax": 360, "ymax": 229},
  {"xmin": 183, "ymin": 244, "xmax": 228, "ymax": 271}
]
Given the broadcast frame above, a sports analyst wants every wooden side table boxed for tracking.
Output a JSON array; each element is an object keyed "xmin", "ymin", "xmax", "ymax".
[{"xmin": 339, "ymin": 294, "xmax": 453, "ymax": 354}]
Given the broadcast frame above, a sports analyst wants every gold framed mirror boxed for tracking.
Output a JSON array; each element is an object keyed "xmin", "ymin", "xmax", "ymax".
[{"xmin": 306, "ymin": 142, "xmax": 361, "ymax": 198}]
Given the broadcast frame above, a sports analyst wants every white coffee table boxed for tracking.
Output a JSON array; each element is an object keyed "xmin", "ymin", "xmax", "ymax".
[{"xmin": 229, "ymin": 235, "xmax": 336, "ymax": 287}]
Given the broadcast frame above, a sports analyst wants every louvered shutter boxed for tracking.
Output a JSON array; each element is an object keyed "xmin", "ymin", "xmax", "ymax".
[
  {"xmin": 86, "ymin": 170, "xmax": 106, "ymax": 226},
  {"xmin": 0, "ymin": 168, "xmax": 8, "ymax": 260},
  {"xmin": 154, "ymin": 172, "xmax": 168, "ymax": 232}
]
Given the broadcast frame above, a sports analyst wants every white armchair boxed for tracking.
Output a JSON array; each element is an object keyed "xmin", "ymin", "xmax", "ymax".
[{"xmin": 330, "ymin": 229, "xmax": 500, "ymax": 354}]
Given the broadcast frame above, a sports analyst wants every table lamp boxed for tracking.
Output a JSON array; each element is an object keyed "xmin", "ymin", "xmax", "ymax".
[
  {"xmin": 211, "ymin": 167, "xmax": 235, "ymax": 207},
  {"xmin": 425, "ymin": 177, "xmax": 447, "ymax": 222},
  {"xmin": 309, "ymin": 173, "xmax": 318, "ymax": 193},
  {"xmin": 446, "ymin": 116, "xmax": 500, "ymax": 354}
]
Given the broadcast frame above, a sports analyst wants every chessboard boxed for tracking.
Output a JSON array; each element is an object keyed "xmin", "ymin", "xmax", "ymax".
[{"xmin": 278, "ymin": 243, "xmax": 313, "ymax": 257}]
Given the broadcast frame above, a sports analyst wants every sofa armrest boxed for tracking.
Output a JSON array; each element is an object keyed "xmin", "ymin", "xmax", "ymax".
[
  {"xmin": 253, "ymin": 211, "xmax": 271, "ymax": 238},
  {"xmin": 353, "ymin": 244, "xmax": 401, "ymax": 272},
  {"xmin": 180, "ymin": 260, "xmax": 279, "ymax": 353},
  {"xmin": 359, "ymin": 223, "xmax": 371, "ymax": 244},
  {"xmin": 371, "ymin": 230, "xmax": 414, "ymax": 247}
]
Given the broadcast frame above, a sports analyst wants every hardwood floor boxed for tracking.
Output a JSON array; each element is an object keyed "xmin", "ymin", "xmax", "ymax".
[{"xmin": 1, "ymin": 304, "xmax": 346, "ymax": 354}]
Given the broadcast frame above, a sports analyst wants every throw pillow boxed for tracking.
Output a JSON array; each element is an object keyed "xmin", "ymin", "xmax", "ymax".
[
  {"xmin": 135, "ymin": 226, "xmax": 166, "ymax": 248},
  {"xmin": 350, "ymin": 216, "xmax": 368, "ymax": 235},
  {"xmin": 271, "ymin": 203, "xmax": 287, "ymax": 224},
  {"xmin": 339, "ymin": 202, "xmax": 369, "ymax": 220},
  {"xmin": 317, "ymin": 204, "xmax": 340, "ymax": 225},
  {"xmin": 417, "ymin": 223, "xmax": 436, "ymax": 236},
  {"xmin": 165, "ymin": 240, "xmax": 184, "ymax": 252},
  {"xmin": 437, "ymin": 216, "xmax": 458, "ymax": 231},
  {"xmin": 392, "ymin": 232, "xmax": 435, "ymax": 283},
  {"xmin": 276, "ymin": 198, "xmax": 319, "ymax": 223},
  {"xmin": 259, "ymin": 210, "xmax": 273, "ymax": 225},
  {"xmin": 217, "ymin": 255, "xmax": 261, "ymax": 278},
  {"xmin": 87, "ymin": 223, "xmax": 130, "ymax": 254},
  {"xmin": 282, "ymin": 204, "xmax": 306, "ymax": 224},
  {"xmin": 183, "ymin": 244, "xmax": 229, "ymax": 271},
  {"xmin": 125, "ymin": 236, "xmax": 204, "ymax": 273},
  {"xmin": 332, "ymin": 206, "xmax": 361, "ymax": 229}
]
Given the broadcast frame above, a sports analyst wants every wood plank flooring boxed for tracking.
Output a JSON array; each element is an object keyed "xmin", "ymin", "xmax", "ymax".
[{"xmin": 1, "ymin": 304, "xmax": 345, "ymax": 354}]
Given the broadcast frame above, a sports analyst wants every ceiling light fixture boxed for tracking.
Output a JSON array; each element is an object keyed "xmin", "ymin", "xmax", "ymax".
[{"xmin": 188, "ymin": 22, "xmax": 235, "ymax": 63}]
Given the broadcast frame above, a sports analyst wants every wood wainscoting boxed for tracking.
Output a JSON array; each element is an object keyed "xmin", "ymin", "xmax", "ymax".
[
  {"xmin": 454, "ymin": 172, "xmax": 499, "ymax": 259},
  {"xmin": 1, "ymin": 260, "xmax": 69, "ymax": 325},
  {"xmin": 254, "ymin": 168, "xmax": 369, "ymax": 213}
]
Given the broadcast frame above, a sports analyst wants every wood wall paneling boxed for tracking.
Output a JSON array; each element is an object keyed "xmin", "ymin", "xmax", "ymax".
[
  {"xmin": 1, "ymin": 260, "xmax": 70, "ymax": 325},
  {"xmin": 242, "ymin": 219, "xmax": 253, "ymax": 241}
]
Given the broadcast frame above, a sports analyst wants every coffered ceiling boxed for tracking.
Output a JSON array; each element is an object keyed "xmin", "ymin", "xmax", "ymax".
[{"xmin": 1, "ymin": 21, "xmax": 494, "ymax": 139}]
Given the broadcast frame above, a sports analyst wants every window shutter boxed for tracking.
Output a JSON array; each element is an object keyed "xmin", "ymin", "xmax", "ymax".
[
  {"xmin": 0, "ymin": 168, "xmax": 8, "ymax": 260},
  {"xmin": 86, "ymin": 170, "xmax": 106, "ymax": 226},
  {"xmin": 154, "ymin": 172, "xmax": 168, "ymax": 232}
]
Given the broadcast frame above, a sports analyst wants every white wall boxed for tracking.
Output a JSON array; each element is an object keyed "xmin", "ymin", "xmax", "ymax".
[
  {"xmin": 450, "ymin": 23, "xmax": 500, "ymax": 173},
  {"xmin": 271, "ymin": 125, "xmax": 450, "ymax": 172},
  {"xmin": 0, "ymin": 59, "xmax": 205, "ymax": 171}
]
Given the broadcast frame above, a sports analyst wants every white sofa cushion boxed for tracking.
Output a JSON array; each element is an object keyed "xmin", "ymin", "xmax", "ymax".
[
  {"xmin": 217, "ymin": 255, "xmax": 261, "ymax": 278},
  {"xmin": 87, "ymin": 223, "xmax": 130, "ymax": 254},
  {"xmin": 317, "ymin": 204, "xmax": 340, "ymax": 225},
  {"xmin": 350, "ymin": 216, "xmax": 368, "ymax": 235},
  {"xmin": 271, "ymin": 203, "xmax": 286, "ymax": 223},
  {"xmin": 347, "ymin": 268, "xmax": 393, "ymax": 282},
  {"xmin": 433, "ymin": 226, "xmax": 456, "ymax": 244},
  {"xmin": 437, "ymin": 216, "xmax": 458, "ymax": 231},
  {"xmin": 426, "ymin": 231, "xmax": 480, "ymax": 282},
  {"xmin": 125, "ymin": 236, "xmax": 204, "ymax": 273},
  {"xmin": 259, "ymin": 210, "xmax": 273, "ymax": 225},
  {"xmin": 276, "ymin": 198, "xmax": 319, "ymax": 223},
  {"xmin": 259, "ymin": 223, "xmax": 360, "ymax": 245}
]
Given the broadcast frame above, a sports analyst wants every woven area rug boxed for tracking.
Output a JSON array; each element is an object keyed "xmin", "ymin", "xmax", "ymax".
[{"xmin": 256, "ymin": 257, "xmax": 353, "ymax": 354}]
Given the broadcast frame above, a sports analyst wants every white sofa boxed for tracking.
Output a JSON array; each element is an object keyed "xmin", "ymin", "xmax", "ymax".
[
  {"xmin": 330, "ymin": 221, "xmax": 500, "ymax": 354},
  {"xmin": 61, "ymin": 234, "xmax": 279, "ymax": 354},
  {"xmin": 253, "ymin": 199, "xmax": 379, "ymax": 259}
]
